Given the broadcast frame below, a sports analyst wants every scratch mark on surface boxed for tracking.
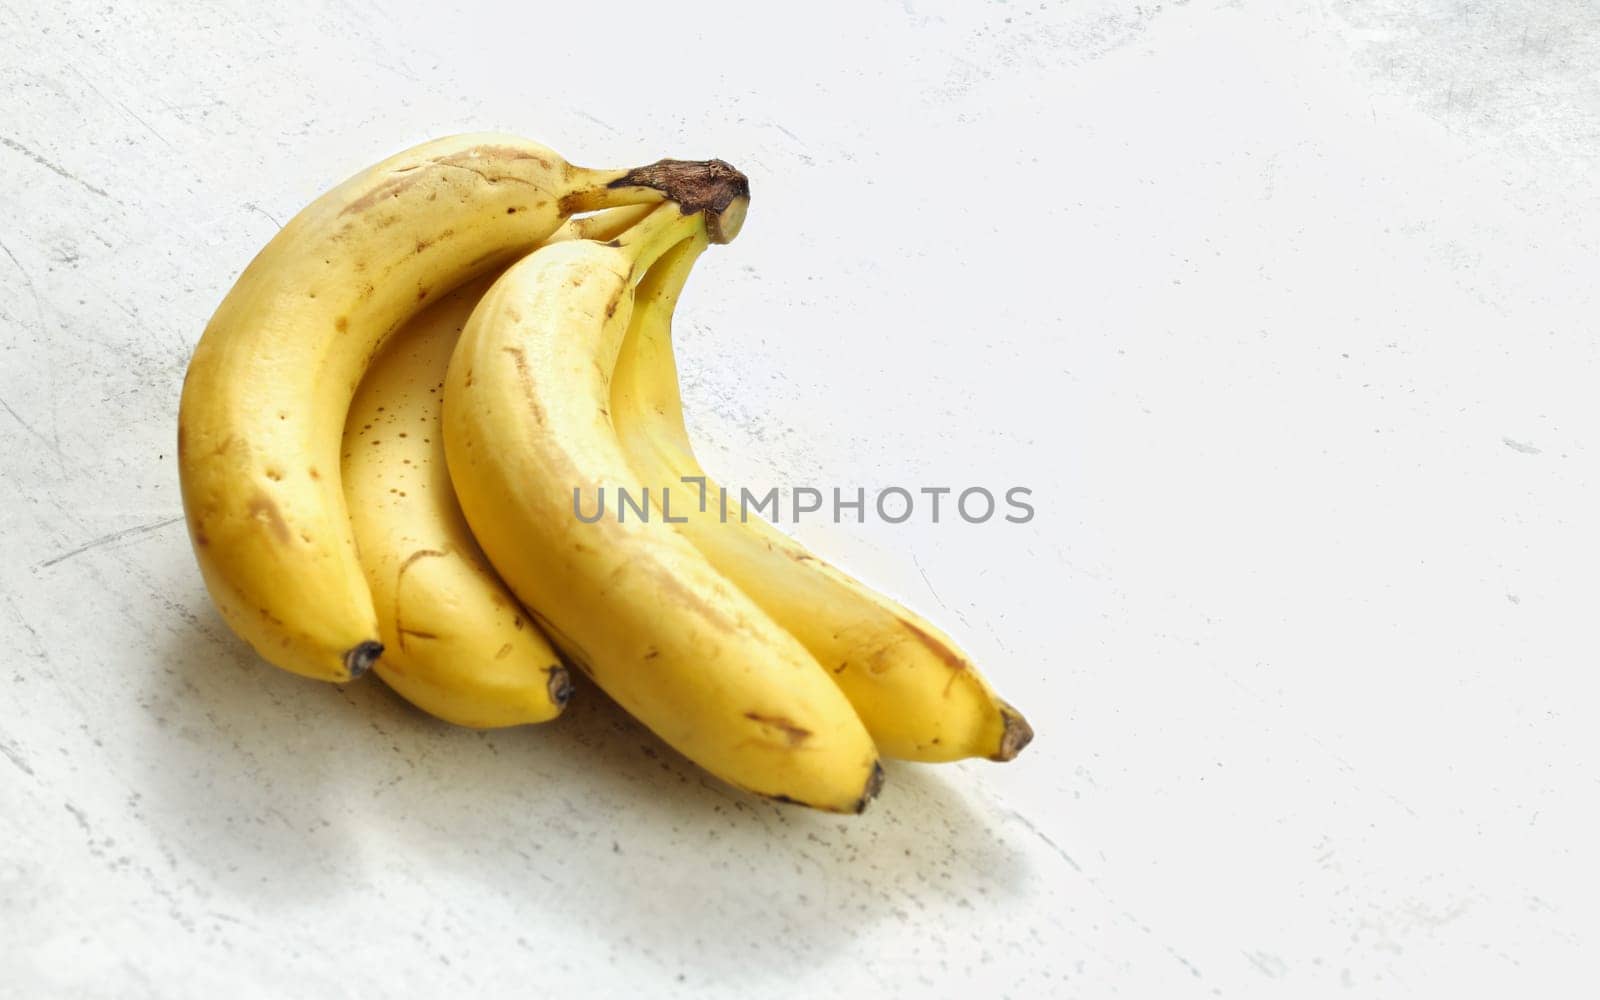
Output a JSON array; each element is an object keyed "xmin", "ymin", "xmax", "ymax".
[
  {"xmin": 37, "ymin": 515, "xmax": 184, "ymax": 568},
  {"xmin": 1, "ymin": 591, "xmax": 46, "ymax": 663},
  {"xmin": 0, "ymin": 135, "xmax": 112, "ymax": 198},
  {"xmin": 1244, "ymin": 950, "xmax": 1288, "ymax": 978},
  {"xmin": 770, "ymin": 121, "xmax": 805, "ymax": 145},
  {"xmin": 1, "ymin": 237, "xmax": 60, "ymax": 451},
  {"xmin": 911, "ymin": 552, "xmax": 950, "ymax": 613},
  {"xmin": 0, "ymin": 739, "xmax": 33, "ymax": 776},
  {"xmin": 115, "ymin": 99, "xmax": 174, "ymax": 150},
  {"xmin": 373, "ymin": 57, "xmax": 420, "ymax": 83},
  {"xmin": 244, "ymin": 202, "xmax": 283, "ymax": 230},
  {"xmin": 1166, "ymin": 947, "xmax": 1203, "ymax": 979},
  {"xmin": 1219, "ymin": 668, "xmax": 1420, "ymax": 818},
  {"xmin": 0, "ymin": 238, "xmax": 49, "ymax": 339},
  {"xmin": 67, "ymin": 65, "xmax": 175, "ymax": 151},
  {"xmin": 983, "ymin": 619, "xmax": 1013, "ymax": 655},
  {"xmin": 1004, "ymin": 802, "xmax": 1202, "ymax": 979},
  {"xmin": 574, "ymin": 109, "xmax": 619, "ymax": 134},
  {"xmin": 1502, "ymin": 436, "xmax": 1541, "ymax": 455},
  {"xmin": 1009, "ymin": 808, "xmax": 1082, "ymax": 872},
  {"xmin": 64, "ymin": 802, "xmax": 91, "ymax": 834},
  {"xmin": 0, "ymin": 395, "xmax": 67, "ymax": 462}
]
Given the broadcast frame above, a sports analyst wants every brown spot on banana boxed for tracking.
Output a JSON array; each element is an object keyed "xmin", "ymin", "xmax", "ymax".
[
  {"xmin": 439, "ymin": 146, "xmax": 553, "ymax": 171},
  {"xmin": 897, "ymin": 616, "xmax": 971, "ymax": 676},
  {"xmin": 644, "ymin": 566, "xmax": 743, "ymax": 635},
  {"xmin": 397, "ymin": 627, "xmax": 439, "ymax": 646},
  {"xmin": 742, "ymin": 711, "xmax": 812, "ymax": 747},
  {"xmin": 396, "ymin": 548, "xmax": 446, "ymax": 575},
  {"xmin": 246, "ymin": 492, "xmax": 291, "ymax": 543},
  {"xmin": 394, "ymin": 549, "xmax": 447, "ymax": 651},
  {"xmin": 339, "ymin": 172, "xmax": 429, "ymax": 217},
  {"xmin": 502, "ymin": 347, "xmax": 545, "ymax": 426}
]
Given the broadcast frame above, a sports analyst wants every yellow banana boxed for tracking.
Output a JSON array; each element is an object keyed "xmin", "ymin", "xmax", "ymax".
[
  {"xmin": 443, "ymin": 198, "xmax": 884, "ymax": 812},
  {"xmin": 179, "ymin": 134, "xmax": 727, "ymax": 682},
  {"xmin": 611, "ymin": 240, "xmax": 1033, "ymax": 762},
  {"xmin": 338, "ymin": 205, "xmax": 647, "ymax": 725},
  {"xmin": 342, "ymin": 271, "xmax": 570, "ymax": 727}
]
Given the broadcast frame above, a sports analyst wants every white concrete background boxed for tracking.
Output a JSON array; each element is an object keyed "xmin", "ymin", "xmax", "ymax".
[{"xmin": 1, "ymin": 0, "xmax": 1596, "ymax": 995}]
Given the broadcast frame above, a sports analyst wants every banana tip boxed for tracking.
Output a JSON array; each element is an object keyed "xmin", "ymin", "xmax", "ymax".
[
  {"xmin": 991, "ymin": 704, "xmax": 1034, "ymax": 762},
  {"xmin": 855, "ymin": 761, "xmax": 886, "ymax": 814},
  {"xmin": 343, "ymin": 641, "xmax": 383, "ymax": 680},
  {"xmin": 708, "ymin": 195, "xmax": 748, "ymax": 245},
  {"xmin": 546, "ymin": 663, "xmax": 574, "ymax": 708}
]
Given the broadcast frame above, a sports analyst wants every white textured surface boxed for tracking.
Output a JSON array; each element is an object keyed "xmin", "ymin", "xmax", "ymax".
[{"xmin": 2, "ymin": 1, "xmax": 1597, "ymax": 995}]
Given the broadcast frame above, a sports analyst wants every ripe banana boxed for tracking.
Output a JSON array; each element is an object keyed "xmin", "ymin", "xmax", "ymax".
[
  {"xmin": 443, "ymin": 199, "xmax": 884, "ymax": 812},
  {"xmin": 611, "ymin": 240, "xmax": 1033, "ymax": 762},
  {"xmin": 342, "ymin": 270, "xmax": 570, "ymax": 727},
  {"xmin": 179, "ymin": 134, "xmax": 731, "ymax": 682},
  {"xmin": 338, "ymin": 205, "xmax": 647, "ymax": 724}
]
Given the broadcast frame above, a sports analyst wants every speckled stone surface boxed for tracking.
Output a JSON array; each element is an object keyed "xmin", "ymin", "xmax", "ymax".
[{"xmin": 2, "ymin": 1, "xmax": 1597, "ymax": 996}]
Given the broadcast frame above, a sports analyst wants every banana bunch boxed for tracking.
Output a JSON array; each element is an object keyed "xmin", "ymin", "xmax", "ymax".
[{"xmin": 179, "ymin": 134, "xmax": 1031, "ymax": 813}]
